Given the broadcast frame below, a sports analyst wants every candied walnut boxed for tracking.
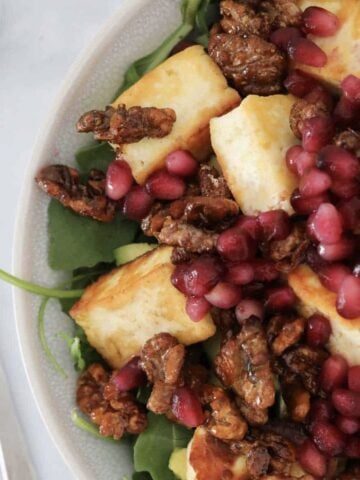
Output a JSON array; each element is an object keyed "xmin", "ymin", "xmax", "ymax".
[
  {"xmin": 282, "ymin": 378, "xmax": 311, "ymax": 423},
  {"xmin": 147, "ymin": 380, "xmax": 176, "ymax": 415},
  {"xmin": 76, "ymin": 104, "xmax": 176, "ymax": 144},
  {"xmin": 261, "ymin": 419, "xmax": 307, "ymax": 446},
  {"xmin": 36, "ymin": 165, "xmax": 116, "ymax": 222},
  {"xmin": 208, "ymin": 33, "xmax": 286, "ymax": 96},
  {"xmin": 215, "ymin": 318, "xmax": 275, "ymax": 410},
  {"xmin": 183, "ymin": 364, "xmax": 209, "ymax": 390},
  {"xmin": 220, "ymin": 0, "xmax": 272, "ymax": 37},
  {"xmin": 211, "ymin": 307, "xmax": 237, "ymax": 335},
  {"xmin": 334, "ymin": 128, "xmax": 360, "ymax": 154},
  {"xmin": 140, "ymin": 333, "xmax": 185, "ymax": 385},
  {"xmin": 198, "ymin": 164, "xmax": 232, "ymax": 198},
  {"xmin": 260, "ymin": 0, "xmax": 302, "ymax": 29},
  {"xmin": 158, "ymin": 219, "xmax": 219, "ymax": 253},
  {"xmin": 236, "ymin": 398, "xmax": 269, "ymax": 426},
  {"xmin": 289, "ymin": 98, "xmax": 331, "ymax": 139},
  {"xmin": 267, "ymin": 315, "xmax": 305, "ymax": 356},
  {"xmin": 282, "ymin": 345, "xmax": 328, "ymax": 395},
  {"xmin": 170, "ymin": 247, "xmax": 194, "ymax": 264}
]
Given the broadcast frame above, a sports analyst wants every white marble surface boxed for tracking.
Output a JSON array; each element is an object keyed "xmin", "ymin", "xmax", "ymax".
[{"xmin": 0, "ymin": 1, "xmax": 125, "ymax": 478}]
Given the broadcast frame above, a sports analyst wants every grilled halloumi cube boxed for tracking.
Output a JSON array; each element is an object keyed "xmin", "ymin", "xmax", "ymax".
[
  {"xmin": 296, "ymin": 0, "xmax": 360, "ymax": 88},
  {"xmin": 210, "ymin": 95, "xmax": 299, "ymax": 215},
  {"xmin": 112, "ymin": 45, "xmax": 240, "ymax": 184},
  {"xmin": 70, "ymin": 246, "xmax": 215, "ymax": 369},
  {"xmin": 288, "ymin": 264, "xmax": 360, "ymax": 366}
]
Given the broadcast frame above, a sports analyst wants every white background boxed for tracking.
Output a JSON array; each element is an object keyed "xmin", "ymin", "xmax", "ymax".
[{"xmin": 0, "ymin": 1, "xmax": 125, "ymax": 478}]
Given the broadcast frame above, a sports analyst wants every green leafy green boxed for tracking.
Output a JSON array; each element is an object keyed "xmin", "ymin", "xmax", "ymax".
[
  {"xmin": 76, "ymin": 142, "xmax": 115, "ymax": 174},
  {"xmin": 71, "ymin": 409, "xmax": 118, "ymax": 442},
  {"xmin": 48, "ymin": 200, "xmax": 138, "ymax": 271},
  {"xmin": 132, "ymin": 473, "xmax": 152, "ymax": 480},
  {"xmin": 195, "ymin": 0, "xmax": 219, "ymax": 46},
  {"xmin": 59, "ymin": 325, "xmax": 104, "ymax": 372},
  {"xmin": 134, "ymin": 414, "xmax": 192, "ymax": 480}
]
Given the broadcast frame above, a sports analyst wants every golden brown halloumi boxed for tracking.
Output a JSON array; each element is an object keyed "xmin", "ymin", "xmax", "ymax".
[
  {"xmin": 289, "ymin": 264, "xmax": 360, "ymax": 366},
  {"xmin": 112, "ymin": 45, "xmax": 240, "ymax": 184},
  {"xmin": 70, "ymin": 246, "xmax": 215, "ymax": 369},
  {"xmin": 210, "ymin": 95, "xmax": 299, "ymax": 215},
  {"xmin": 296, "ymin": 0, "xmax": 360, "ymax": 89}
]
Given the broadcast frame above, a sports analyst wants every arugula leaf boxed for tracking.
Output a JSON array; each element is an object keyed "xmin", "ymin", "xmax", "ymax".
[
  {"xmin": 134, "ymin": 414, "xmax": 192, "ymax": 480},
  {"xmin": 195, "ymin": 0, "xmax": 219, "ymax": 46},
  {"xmin": 48, "ymin": 200, "xmax": 138, "ymax": 271},
  {"xmin": 59, "ymin": 325, "xmax": 104, "ymax": 371},
  {"xmin": 76, "ymin": 142, "xmax": 115, "ymax": 174}
]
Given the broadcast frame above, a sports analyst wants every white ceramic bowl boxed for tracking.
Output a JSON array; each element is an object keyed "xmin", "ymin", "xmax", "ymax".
[{"xmin": 13, "ymin": 1, "xmax": 182, "ymax": 478}]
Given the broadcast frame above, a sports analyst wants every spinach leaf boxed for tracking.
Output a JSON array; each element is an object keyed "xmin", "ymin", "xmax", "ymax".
[
  {"xmin": 76, "ymin": 142, "xmax": 115, "ymax": 174},
  {"xmin": 134, "ymin": 414, "xmax": 192, "ymax": 480},
  {"xmin": 48, "ymin": 200, "xmax": 138, "ymax": 271}
]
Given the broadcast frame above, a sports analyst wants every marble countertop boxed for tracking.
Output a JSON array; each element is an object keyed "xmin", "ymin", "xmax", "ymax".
[{"xmin": 0, "ymin": 1, "xmax": 124, "ymax": 478}]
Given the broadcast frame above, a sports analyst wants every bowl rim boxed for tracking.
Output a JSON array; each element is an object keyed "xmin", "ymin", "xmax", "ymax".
[{"xmin": 12, "ymin": 1, "xmax": 152, "ymax": 478}]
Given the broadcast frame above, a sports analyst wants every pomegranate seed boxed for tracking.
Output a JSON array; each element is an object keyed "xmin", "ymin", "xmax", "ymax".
[
  {"xmin": 216, "ymin": 228, "xmax": 256, "ymax": 262},
  {"xmin": 318, "ymin": 236, "xmax": 356, "ymax": 262},
  {"xmin": 354, "ymin": 263, "xmax": 360, "ymax": 278},
  {"xmin": 320, "ymin": 354, "xmax": 348, "ymax": 392},
  {"xmin": 235, "ymin": 299, "xmax": 264, "ymax": 323},
  {"xmin": 306, "ymin": 246, "xmax": 328, "ymax": 270},
  {"xmin": 257, "ymin": 210, "xmax": 290, "ymax": 241},
  {"xmin": 336, "ymin": 415, "xmax": 360, "ymax": 435},
  {"xmin": 170, "ymin": 39, "xmax": 196, "ymax": 55},
  {"xmin": 252, "ymin": 260, "xmax": 280, "ymax": 282},
  {"xmin": 165, "ymin": 150, "xmax": 198, "ymax": 177},
  {"xmin": 338, "ymin": 197, "xmax": 360, "ymax": 230},
  {"xmin": 105, "ymin": 160, "xmax": 133, "ymax": 200},
  {"xmin": 185, "ymin": 296, "xmax": 211, "ymax": 322},
  {"xmin": 235, "ymin": 216, "xmax": 263, "ymax": 241},
  {"xmin": 270, "ymin": 27, "xmax": 303, "ymax": 50},
  {"xmin": 305, "ymin": 85, "xmax": 334, "ymax": 111},
  {"xmin": 299, "ymin": 168, "xmax": 332, "ymax": 198},
  {"xmin": 265, "ymin": 286, "xmax": 296, "ymax": 312},
  {"xmin": 302, "ymin": 117, "xmax": 334, "ymax": 153},
  {"xmin": 123, "ymin": 185, "xmax": 153, "ymax": 220},
  {"xmin": 312, "ymin": 420, "xmax": 346, "ymax": 456},
  {"xmin": 317, "ymin": 145, "xmax": 360, "ymax": 180},
  {"xmin": 171, "ymin": 387, "xmax": 205, "ymax": 428},
  {"xmin": 348, "ymin": 366, "xmax": 360, "ymax": 393},
  {"xmin": 297, "ymin": 440, "xmax": 327, "ymax": 477},
  {"xmin": 310, "ymin": 398, "xmax": 334, "ymax": 425},
  {"xmin": 331, "ymin": 178, "xmax": 360, "ymax": 199},
  {"xmin": 341, "ymin": 75, "xmax": 360, "ymax": 104},
  {"xmin": 345, "ymin": 436, "xmax": 360, "ymax": 458},
  {"xmin": 242, "ymin": 282, "xmax": 265, "ymax": 299},
  {"xmin": 318, "ymin": 264, "xmax": 351, "ymax": 293},
  {"xmin": 286, "ymin": 145, "xmax": 303, "ymax": 175},
  {"xmin": 288, "ymin": 37, "xmax": 327, "ymax": 67},
  {"xmin": 111, "ymin": 357, "xmax": 146, "ymax": 391},
  {"xmin": 334, "ymin": 95, "xmax": 359, "ymax": 126},
  {"xmin": 204, "ymin": 282, "xmax": 242, "ymax": 309},
  {"xmin": 291, "ymin": 188, "xmax": 329, "ymax": 215},
  {"xmin": 145, "ymin": 169, "xmax": 185, "ymax": 200},
  {"xmin": 286, "ymin": 146, "xmax": 317, "ymax": 177},
  {"xmin": 225, "ymin": 262, "xmax": 255, "ymax": 285},
  {"xmin": 307, "ymin": 203, "xmax": 343, "ymax": 245},
  {"xmin": 303, "ymin": 7, "xmax": 340, "ymax": 37},
  {"xmin": 332, "ymin": 389, "xmax": 360, "ymax": 417},
  {"xmin": 171, "ymin": 256, "xmax": 224, "ymax": 297},
  {"xmin": 284, "ymin": 69, "xmax": 319, "ymax": 97},
  {"xmin": 306, "ymin": 314, "xmax": 332, "ymax": 347},
  {"xmin": 337, "ymin": 275, "xmax": 360, "ymax": 319}
]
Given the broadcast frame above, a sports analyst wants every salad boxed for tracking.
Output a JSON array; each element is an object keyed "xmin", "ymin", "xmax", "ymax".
[{"xmin": 2, "ymin": 0, "xmax": 360, "ymax": 479}]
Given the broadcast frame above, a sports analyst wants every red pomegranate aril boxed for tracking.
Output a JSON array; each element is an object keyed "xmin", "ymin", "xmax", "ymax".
[
  {"xmin": 305, "ymin": 85, "xmax": 334, "ymax": 111},
  {"xmin": 302, "ymin": 116, "xmax": 334, "ymax": 153},
  {"xmin": 286, "ymin": 146, "xmax": 317, "ymax": 177},
  {"xmin": 297, "ymin": 440, "xmax": 327, "ymax": 477},
  {"xmin": 336, "ymin": 275, "xmax": 360, "ymax": 319},
  {"xmin": 341, "ymin": 74, "xmax": 360, "ymax": 104},
  {"xmin": 332, "ymin": 389, "xmax": 360, "ymax": 417},
  {"xmin": 111, "ymin": 357, "xmax": 146, "ymax": 391},
  {"xmin": 123, "ymin": 185, "xmax": 153, "ymax": 220},
  {"xmin": 165, "ymin": 150, "xmax": 198, "ymax": 177},
  {"xmin": 145, "ymin": 169, "xmax": 185, "ymax": 200},
  {"xmin": 306, "ymin": 314, "xmax": 332, "ymax": 347},
  {"xmin": 336, "ymin": 415, "xmax": 360, "ymax": 435},
  {"xmin": 302, "ymin": 7, "xmax": 340, "ymax": 37},
  {"xmin": 320, "ymin": 354, "xmax": 348, "ymax": 392},
  {"xmin": 217, "ymin": 228, "xmax": 256, "ymax": 262},
  {"xmin": 172, "ymin": 387, "xmax": 205, "ymax": 428},
  {"xmin": 310, "ymin": 398, "xmax": 334, "ymax": 425},
  {"xmin": 312, "ymin": 420, "xmax": 346, "ymax": 456},
  {"xmin": 205, "ymin": 282, "xmax": 242, "ymax": 309},
  {"xmin": 288, "ymin": 37, "xmax": 327, "ymax": 67},
  {"xmin": 105, "ymin": 160, "xmax": 133, "ymax": 200},
  {"xmin": 270, "ymin": 27, "xmax": 303, "ymax": 50},
  {"xmin": 334, "ymin": 95, "xmax": 359, "ymax": 126},
  {"xmin": 299, "ymin": 168, "xmax": 332, "ymax": 198},
  {"xmin": 225, "ymin": 262, "xmax": 255, "ymax": 285},
  {"xmin": 265, "ymin": 286, "xmax": 296, "ymax": 312},
  {"xmin": 354, "ymin": 263, "xmax": 360, "ymax": 278},
  {"xmin": 318, "ymin": 264, "xmax": 351, "ymax": 293},
  {"xmin": 317, "ymin": 145, "xmax": 360, "ymax": 180},
  {"xmin": 331, "ymin": 178, "xmax": 360, "ymax": 199},
  {"xmin": 291, "ymin": 188, "xmax": 329, "ymax": 215},
  {"xmin": 186, "ymin": 296, "xmax": 211, "ymax": 322},
  {"xmin": 338, "ymin": 197, "xmax": 360, "ymax": 230},
  {"xmin": 307, "ymin": 203, "xmax": 343, "ymax": 245},
  {"xmin": 345, "ymin": 436, "xmax": 360, "ymax": 458},
  {"xmin": 235, "ymin": 299, "xmax": 264, "ymax": 323},
  {"xmin": 252, "ymin": 259, "xmax": 280, "ymax": 282},
  {"xmin": 318, "ymin": 236, "xmax": 356, "ymax": 262},
  {"xmin": 284, "ymin": 69, "xmax": 319, "ymax": 98},
  {"xmin": 235, "ymin": 215, "xmax": 263, "ymax": 241},
  {"xmin": 286, "ymin": 145, "xmax": 303, "ymax": 175},
  {"xmin": 257, "ymin": 210, "xmax": 290, "ymax": 241},
  {"xmin": 306, "ymin": 246, "xmax": 328, "ymax": 270},
  {"xmin": 171, "ymin": 256, "xmax": 224, "ymax": 297},
  {"xmin": 348, "ymin": 366, "xmax": 360, "ymax": 393}
]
